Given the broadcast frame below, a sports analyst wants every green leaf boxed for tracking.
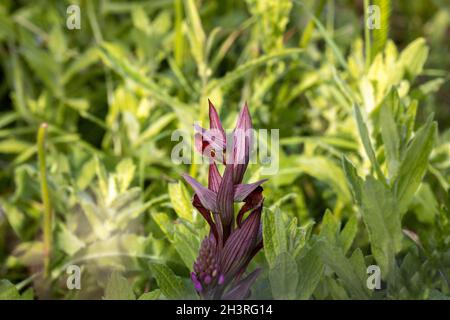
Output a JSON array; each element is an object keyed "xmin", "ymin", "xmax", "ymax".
[
  {"xmin": 0, "ymin": 201, "xmax": 26, "ymax": 239},
  {"xmin": 342, "ymin": 156, "xmax": 363, "ymax": 204},
  {"xmin": 353, "ymin": 105, "xmax": 385, "ymax": 183},
  {"xmin": 173, "ymin": 225, "xmax": 200, "ymax": 269},
  {"xmin": 349, "ymin": 248, "xmax": 368, "ymax": 286},
  {"xmin": 116, "ymin": 158, "xmax": 136, "ymax": 192},
  {"xmin": 379, "ymin": 91, "xmax": 400, "ymax": 179},
  {"xmin": 0, "ymin": 280, "xmax": 21, "ymax": 300},
  {"xmin": 56, "ymin": 223, "xmax": 85, "ymax": 256},
  {"xmin": 169, "ymin": 181, "xmax": 193, "ymax": 222},
  {"xmin": 207, "ymin": 49, "xmax": 303, "ymax": 92},
  {"xmin": 138, "ymin": 289, "xmax": 161, "ymax": 300},
  {"xmin": 339, "ymin": 215, "xmax": 358, "ymax": 254},
  {"xmin": 320, "ymin": 209, "xmax": 340, "ymax": 243},
  {"xmin": 394, "ymin": 116, "xmax": 437, "ymax": 215},
  {"xmin": 184, "ymin": 0, "xmax": 205, "ymax": 45},
  {"xmin": 269, "ymin": 252, "xmax": 298, "ymax": 300},
  {"xmin": 372, "ymin": 0, "xmax": 391, "ymax": 58},
  {"xmin": 305, "ymin": 8, "xmax": 348, "ymax": 71},
  {"xmin": 360, "ymin": 176, "xmax": 401, "ymax": 279},
  {"xmin": 153, "ymin": 212, "xmax": 176, "ymax": 241},
  {"xmin": 149, "ymin": 263, "xmax": 185, "ymax": 299},
  {"xmin": 0, "ymin": 139, "xmax": 31, "ymax": 154},
  {"xmin": 98, "ymin": 43, "xmax": 189, "ymax": 113},
  {"xmin": 316, "ymin": 239, "xmax": 369, "ymax": 299},
  {"xmin": 262, "ymin": 207, "xmax": 287, "ymax": 268},
  {"xmin": 398, "ymin": 37, "xmax": 429, "ymax": 79},
  {"xmin": 134, "ymin": 114, "xmax": 176, "ymax": 147},
  {"xmin": 296, "ymin": 243, "xmax": 325, "ymax": 300},
  {"xmin": 104, "ymin": 272, "xmax": 136, "ymax": 300}
]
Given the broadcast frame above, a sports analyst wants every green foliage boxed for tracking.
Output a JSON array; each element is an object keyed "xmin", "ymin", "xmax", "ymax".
[
  {"xmin": 148, "ymin": 263, "xmax": 186, "ymax": 299},
  {"xmin": 104, "ymin": 272, "xmax": 136, "ymax": 300},
  {"xmin": 0, "ymin": 0, "xmax": 448, "ymax": 300}
]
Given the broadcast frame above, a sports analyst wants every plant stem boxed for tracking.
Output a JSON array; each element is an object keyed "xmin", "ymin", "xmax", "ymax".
[{"xmin": 38, "ymin": 123, "xmax": 52, "ymax": 277}]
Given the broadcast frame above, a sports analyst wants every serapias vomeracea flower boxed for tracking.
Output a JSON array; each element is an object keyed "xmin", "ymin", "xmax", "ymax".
[{"xmin": 182, "ymin": 100, "xmax": 267, "ymax": 300}]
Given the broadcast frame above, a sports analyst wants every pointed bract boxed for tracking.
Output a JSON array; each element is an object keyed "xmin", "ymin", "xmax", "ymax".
[
  {"xmin": 222, "ymin": 269, "xmax": 262, "ymax": 300},
  {"xmin": 182, "ymin": 173, "xmax": 218, "ymax": 212},
  {"xmin": 232, "ymin": 102, "xmax": 253, "ymax": 184},
  {"xmin": 234, "ymin": 179, "xmax": 267, "ymax": 202},
  {"xmin": 208, "ymin": 100, "xmax": 225, "ymax": 137}
]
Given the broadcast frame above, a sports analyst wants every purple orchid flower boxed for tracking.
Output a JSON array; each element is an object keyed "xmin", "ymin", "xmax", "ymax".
[{"xmin": 182, "ymin": 100, "xmax": 267, "ymax": 300}]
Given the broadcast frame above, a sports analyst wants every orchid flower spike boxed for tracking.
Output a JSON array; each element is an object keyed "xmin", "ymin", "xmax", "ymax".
[{"xmin": 182, "ymin": 100, "xmax": 267, "ymax": 300}]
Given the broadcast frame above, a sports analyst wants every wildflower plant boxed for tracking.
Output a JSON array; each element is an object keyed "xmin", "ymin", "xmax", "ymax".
[{"xmin": 182, "ymin": 101, "xmax": 267, "ymax": 299}]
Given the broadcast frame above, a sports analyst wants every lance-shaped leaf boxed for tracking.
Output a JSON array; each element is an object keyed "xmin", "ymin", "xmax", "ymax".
[
  {"xmin": 182, "ymin": 173, "xmax": 217, "ymax": 212},
  {"xmin": 394, "ymin": 115, "xmax": 437, "ymax": 215}
]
